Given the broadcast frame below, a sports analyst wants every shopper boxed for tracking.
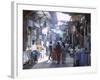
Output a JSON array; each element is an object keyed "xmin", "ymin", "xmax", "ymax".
[{"xmin": 55, "ymin": 42, "xmax": 62, "ymax": 64}]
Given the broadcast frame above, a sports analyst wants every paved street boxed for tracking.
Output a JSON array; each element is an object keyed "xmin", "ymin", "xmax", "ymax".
[{"xmin": 32, "ymin": 54, "xmax": 74, "ymax": 69}]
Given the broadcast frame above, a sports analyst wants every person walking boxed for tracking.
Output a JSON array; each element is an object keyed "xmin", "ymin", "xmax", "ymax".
[
  {"xmin": 61, "ymin": 42, "xmax": 66, "ymax": 64},
  {"xmin": 55, "ymin": 42, "xmax": 62, "ymax": 64},
  {"xmin": 48, "ymin": 41, "xmax": 53, "ymax": 60}
]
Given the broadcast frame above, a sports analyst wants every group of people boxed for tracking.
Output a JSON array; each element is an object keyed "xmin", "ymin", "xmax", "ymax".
[
  {"xmin": 47, "ymin": 39, "xmax": 90, "ymax": 66},
  {"xmin": 74, "ymin": 47, "xmax": 90, "ymax": 66},
  {"xmin": 48, "ymin": 40, "xmax": 69, "ymax": 64},
  {"xmin": 30, "ymin": 38, "xmax": 90, "ymax": 66}
]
